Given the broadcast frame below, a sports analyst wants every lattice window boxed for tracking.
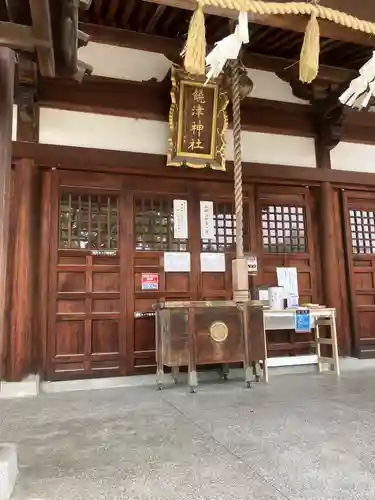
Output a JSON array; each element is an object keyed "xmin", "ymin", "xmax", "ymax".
[
  {"xmin": 59, "ymin": 192, "xmax": 118, "ymax": 250},
  {"xmin": 202, "ymin": 202, "xmax": 248, "ymax": 252},
  {"xmin": 261, "ymin": 205, "xmax": 306, "ymax": 253},
  {"xmin": 349, "ymin": 209, "xmax": 375, "ymax": 254},
  {"xmin": 134, "ymin": 198, "xmax": 187, "ymax": 251}
]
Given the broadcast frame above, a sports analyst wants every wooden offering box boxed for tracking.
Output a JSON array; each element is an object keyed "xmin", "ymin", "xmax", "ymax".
[{"xmin": 154, "ymin": 300, "xmax": 265, "ymax": 392}]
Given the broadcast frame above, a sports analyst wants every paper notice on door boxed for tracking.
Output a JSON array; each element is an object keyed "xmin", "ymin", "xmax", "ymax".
[
  {"xmin": 200, "ymin": 252, "xmax": 226, "ymax": 272},
  {"xmin": 276, "ymin": 267, "xmax": 299, "ymax": 300},
  {"xmin": 173, "ymin": 199, "xmax": 188, "ymax": 239},
  {"xmin": 164, "ymin": 252, "xmax": 191, "ymax": 272},
  {"xmin": 200, "ymin": 201, "xmax": 215, "ymax": 239},
  {"xmin": 246, "ymin": 254, "xmax": 258, "ymax": 274}
]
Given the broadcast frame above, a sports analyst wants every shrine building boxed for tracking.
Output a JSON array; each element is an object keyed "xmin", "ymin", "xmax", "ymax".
[{"xmin": 1, "ymin": 0, "xmax": 375, "ymax": 395}]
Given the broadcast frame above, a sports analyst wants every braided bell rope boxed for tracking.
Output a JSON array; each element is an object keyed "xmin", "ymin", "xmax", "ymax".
[
  {"xmin": 197, "ymin": 0, "xmax": 375, "ymax": 35},
  {"xmin": 231, "ymin": 60, "xmax": 244, "ymax": 260}
]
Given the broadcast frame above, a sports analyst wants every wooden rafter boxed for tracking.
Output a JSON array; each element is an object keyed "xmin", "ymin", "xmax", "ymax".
[
  {"xmin": 121, "ymin": 0, "xmax": 136, "ymax": 27},
  {"xmin": 106, "ymin": 0, "xmax": 121, "ymax": 24},
  {"xmin": 0, "ymin": 21, "xmax": 51, "ymax": 52},
  {"xmin": 145, "ymin": 5, "xmax": 166, "ymax": 33},
  {"xmin": 79, "ymin": 22, "xmax": 356, "ymax": 83},
  {"xmin": 142, "ymin": 0, "xmax": 375, "ymax": 47},
  {"xmin": 29, "ymin": 0, "xmax": 55, "ymax": 77},
  {"xmin": 162, "ymin": 7, "xmax": 180, "ymax": 32},
  {"xmin": 93, "ymin": 0, "xmax": 103, "ymax": 22}
]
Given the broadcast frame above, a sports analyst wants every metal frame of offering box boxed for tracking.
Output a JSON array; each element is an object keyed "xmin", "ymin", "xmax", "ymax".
[{"xmin": 154, "ymin": 300, "xmax": 266, "ymax": 392}]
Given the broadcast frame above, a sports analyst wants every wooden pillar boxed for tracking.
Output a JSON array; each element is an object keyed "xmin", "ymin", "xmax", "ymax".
[
  {"xmin": 320, "ymin": 181, "xmax": 339, "ymax": 307},
  {"xmin": 4, "ymin": 56, "xmax": 39, "ymax": 381},
  {"xmin": 7, "ymin": 160, "xmax": 36, "ymax": 380},
  {"xmin": 315, "ymin": 136, "xmax": 340, "ymax": 310},
  {"xmin": 0, "ymin": 48, "xmax": 15, "ymax": 380}
]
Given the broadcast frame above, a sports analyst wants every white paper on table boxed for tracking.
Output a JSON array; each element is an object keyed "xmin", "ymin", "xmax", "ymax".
[
  {"xmin": 173, "ymin": 199, "xmax": 188, "ymax": 239},
  {"xmin": 164, "ymin": 252, "xmax": 191, "ymax": 272},
  {"xmin": 276, "ymin": 267, "xmax": 299, "ymax": 299},
  {"xmin": 200, "ymin": 201, "xmax": 215, "ymax": 239},
  {"xmin": 200, "ymin": 252, "xmax": 226, "ymax": 272},
  {"xmin": 287, "ymin": 295, "xmax": 299, "ymax": 308},
  {"xmin": 258, "ymin": 289, "xmax": 269, "ymax": 301}
]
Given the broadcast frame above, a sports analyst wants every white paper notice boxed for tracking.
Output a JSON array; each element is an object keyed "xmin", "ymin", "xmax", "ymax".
[
  {"xmin": 200, "ymin": 201, "xmax": 215, "ymax": 239},
  {"xmin": 173, "ymin": 199, "xmax": 188, "ymax": 239},
  {"xmin": 200, "ymin": 253, "xmax": 226, "ymax": 272},
  {"xmin": 276, "ymin": 267, "xmax": 299, "ymax": 298},
  {"xmin": 246, "ymin": 254, "xmax": 258, "ymax": 274},
  {"xmin": 164, "ymin": 252, "xmax": 191, "ymax": 272}
]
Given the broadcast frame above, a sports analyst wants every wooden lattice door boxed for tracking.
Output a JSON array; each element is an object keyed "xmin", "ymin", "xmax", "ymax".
[
  {"xmin": 196, "ymin": 182, "xmax": 251, "ymax": 301},
  {"xmin": 256, "ymin": 186, "xmax": 319, "ymax": 357},
  {"xmin": 130, "ymin": 180, "xmax": 197, "ymax": 374},
  {"xmin": 342, "ymin": 191, "xmax": 375, "ymax": 358},
  {"xmin": 130, "ymin": 181, "xmax": 253, "ymax": 373},
  {"xmin": 47, "ymin": 186, "xmax": 126, "ymax": 380}
]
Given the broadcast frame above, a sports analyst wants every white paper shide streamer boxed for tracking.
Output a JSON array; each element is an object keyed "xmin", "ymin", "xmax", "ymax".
[
  {"xmin": 339, "ymin": 51, "xmax": 375, "ymax": 109},
  {"xmin": 205, "ymin": 11, "xmax": 249, "ymax": 82}
]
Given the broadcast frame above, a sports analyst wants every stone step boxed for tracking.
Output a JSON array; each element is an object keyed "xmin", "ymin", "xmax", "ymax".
[{"xmin": 0, "ymin": 444, "xmax": 18, "ymax": 500}]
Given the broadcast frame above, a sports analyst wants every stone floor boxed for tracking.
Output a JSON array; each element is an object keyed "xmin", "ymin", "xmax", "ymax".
[{"xmin": 2, "ymin": 370, "xmax": 375, "ymax": 500}]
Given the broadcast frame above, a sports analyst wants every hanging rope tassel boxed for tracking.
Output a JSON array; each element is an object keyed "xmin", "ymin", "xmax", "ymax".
[
  {"xmin": 181, "ymin": 3, "xmax": 206, "ymax": 75},
  {"xmin": 299, "ymin": 9, "xmax": 320, "ymax": 84}
]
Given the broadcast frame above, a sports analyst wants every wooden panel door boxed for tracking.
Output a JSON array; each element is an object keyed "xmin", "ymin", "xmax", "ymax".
[
  {"xmin": 342, "ymin": 191, "xmax": 375, "ymax": 358},
  {"xmin": 256, "ymin": 186, "xmax": 319, "ymax": 357},
  {"xmin": 47, "ymin": 186, "xmax": 126, "ymax": 380},
  {"xmin": 129, "ymin": 180, "xmax": 197, "ymax": 374}
]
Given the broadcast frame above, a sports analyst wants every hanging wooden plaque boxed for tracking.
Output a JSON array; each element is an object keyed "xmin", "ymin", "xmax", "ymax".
[{"xmin": 167, "ymin": 66, "xmax": 228, "ymax": 171}]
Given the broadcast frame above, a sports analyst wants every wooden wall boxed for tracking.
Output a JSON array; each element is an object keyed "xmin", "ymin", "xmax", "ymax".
[
  {"xmin": 5, "ymin": 136, "xmax": 375, "ymax": 381},
  {"xmin": 4, "ymin": 51, "xmax": 375, "ymax": 381}
]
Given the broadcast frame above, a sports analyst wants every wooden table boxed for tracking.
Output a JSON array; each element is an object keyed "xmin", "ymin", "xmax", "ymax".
[{"xmin": 261, "ymin": 308, "xmax": 340, "ymax": 382}]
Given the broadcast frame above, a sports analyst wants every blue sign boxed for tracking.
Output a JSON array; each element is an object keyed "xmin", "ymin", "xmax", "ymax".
[
  {"xmin": 295, "ymin": 309, "xmax": 311, "ymax": 333},
  {"xmin": 142, "ymin": 283, "xmax": 158, "ymax": 290}
]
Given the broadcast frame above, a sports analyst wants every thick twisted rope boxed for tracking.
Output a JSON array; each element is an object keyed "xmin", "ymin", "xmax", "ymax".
[
  {"xmin": 184, "ymin": 0, "xmax": 375, "ymax": 81},
  {"xmin": 197, "ymin": 0, "xmax": 375, "ymax": 34},
  {"xmin": 231, "ymin": 60, "xmax": 244, "ymax": 260}
]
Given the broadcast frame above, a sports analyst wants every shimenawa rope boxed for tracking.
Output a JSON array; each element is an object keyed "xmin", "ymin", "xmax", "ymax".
[{"xmin": 183, "ymin": 0, "xmax": 375, "ymax": 83}]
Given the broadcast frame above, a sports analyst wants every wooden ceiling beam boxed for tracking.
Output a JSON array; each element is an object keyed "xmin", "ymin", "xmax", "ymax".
[
  {"xmin": 79, "ymin": 22, "xmax": 179, "ymax": 59},
  {"xmin": 0, "ymin": 21, "xmax": 51, "ymax": 52},
  {"xmin": 244, "ymin": 53, "xmax": 355, "ymax": 83},
  {"xmin": 12, "ymin": 141, "xmax": 375, "ymax": 188},
  {"xmin": 79, "ymin": 22, "xmax": 355, "ymax": 83},
  {"xmin": 37, "ymin": 75, "xmax": 315, "ymax": 137},
  {"xmin": 29, "ymin": 0, "xmax": 55, "ymax": 77},
  {"xmin": 142, "ymin": 0, "xmax": 375, "ymax": 47}
]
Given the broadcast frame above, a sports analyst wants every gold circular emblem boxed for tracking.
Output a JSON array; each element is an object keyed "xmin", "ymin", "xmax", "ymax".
[{"xmin": 209, "ymin": 321, "xmax": 228, "ymax": 343}]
